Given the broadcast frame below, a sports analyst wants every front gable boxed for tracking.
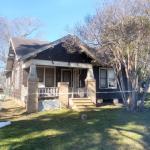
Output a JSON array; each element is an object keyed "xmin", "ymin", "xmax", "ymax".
[{"xmin": 34, "ymin": 43, "xmax": 93, "ymax": 64}]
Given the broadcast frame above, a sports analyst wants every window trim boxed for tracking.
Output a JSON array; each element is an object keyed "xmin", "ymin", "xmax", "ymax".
[{"xmin": 99, "ymin": 67, "xmax": 117, "ymax": 89}]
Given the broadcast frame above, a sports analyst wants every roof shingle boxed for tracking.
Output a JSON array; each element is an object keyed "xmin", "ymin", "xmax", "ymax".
[{"xmin": 11, "ymin": 37, "xmax": 50, "ymax": 58}]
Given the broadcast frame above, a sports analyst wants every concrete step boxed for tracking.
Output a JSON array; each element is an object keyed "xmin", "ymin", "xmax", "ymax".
[
  {"xmin": 76, "ymin": 105, "xmax": 95, "ymax": 108},
  {"xmin": 73, "ymin": 106, "xmax": 98, "ymax": 111},
  {"xmin": 72, "ymin": 98, "xmax": 92, "ymax": 103},
  {"xmin": 74, "ymin": 103, "xmax": 95, "ymax": 106},
  {"xmin": 70, "ymin": 97, "xmax": 97, "ymax": 111},
  {"xmin": 73, "ymin": 100, "xmax": 92, "ymax": 103},
  {"xmin": 73, "ymin": 101, "xmax": 93, "ymax": 104},
  {"xmin": 71, "ymin": 98, "xmax": 91, "ymax": 100}
]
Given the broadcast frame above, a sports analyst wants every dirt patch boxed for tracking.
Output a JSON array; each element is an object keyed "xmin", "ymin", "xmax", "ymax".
[{"xmin": 0, "ymin": 99, "xmax": 26, "ymax": 121}]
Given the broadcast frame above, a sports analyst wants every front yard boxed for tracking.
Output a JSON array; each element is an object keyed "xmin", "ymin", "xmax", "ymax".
[{"xmin": 0, "ymin": 98, "xmax": 150, "ymax": 150}]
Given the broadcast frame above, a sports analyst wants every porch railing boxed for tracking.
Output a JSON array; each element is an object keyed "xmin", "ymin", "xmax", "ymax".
[
  {"xmin": 38, "ymin": 87, "xmax": 59, "ymax": 98},
  {"xmin": 38, "ymin": 87, "xmax": 87, "ymax": 99}
]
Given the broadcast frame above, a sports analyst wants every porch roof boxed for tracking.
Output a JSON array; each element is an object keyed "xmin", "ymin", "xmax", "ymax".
[{"xmin": 23, "ymin": 59, "xmax": 93, "ymax": 69}]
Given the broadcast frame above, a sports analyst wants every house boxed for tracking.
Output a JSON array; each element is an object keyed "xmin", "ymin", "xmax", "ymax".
[{"xmin": 5, "ymin": 35, "xmax": 122, "ymax": 112}]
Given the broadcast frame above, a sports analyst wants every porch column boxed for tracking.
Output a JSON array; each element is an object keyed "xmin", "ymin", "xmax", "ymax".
[
  {"xmin": 85, "ymin": 68, "xmax": 96, "ymax": 104},
  {"xmin": 58, "ymin": 82, "xmax": 69, "ymax": 108},
  {"xmin": 27, "ymin": 64, "xmax": 39, "ymax": 113}
]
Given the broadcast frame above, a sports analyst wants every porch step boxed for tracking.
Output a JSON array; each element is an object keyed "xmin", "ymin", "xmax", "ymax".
[
  {"xmin": 73, "ymin": 100, "xmax": 92, "ymax": 103},
  {"xmin": 75, "ymin": 103, "xmax": 95, "ymax": 106},
  {"xmin": 71, "ymin": 98, "xmax": 96, "ymax": 111},
  {"xmin": 71, "ymin": 98, "xmax": 91, "ymax": 100},
  {"xmin": 76, "ymin": 105, "xmax": 96, "ymax": 108}
]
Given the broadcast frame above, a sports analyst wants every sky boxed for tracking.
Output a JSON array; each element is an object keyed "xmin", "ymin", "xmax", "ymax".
[{"xmin": 0, "ymin": 0, "xmax": 100, "ymax": 41}]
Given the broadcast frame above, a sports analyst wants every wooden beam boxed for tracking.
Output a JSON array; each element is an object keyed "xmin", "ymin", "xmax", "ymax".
[{"xmin": 22, "ymin": 59, "xmax": 93, "ymax": 69}]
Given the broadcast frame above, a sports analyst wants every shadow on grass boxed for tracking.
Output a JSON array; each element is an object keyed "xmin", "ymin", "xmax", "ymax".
[
  {"xmin": 0, "ymin": 107, "xmax": 26, "ymax": 121},
  {"xmin": 1, "ymin": 107, "xmax": 150, "ymax": 150}
]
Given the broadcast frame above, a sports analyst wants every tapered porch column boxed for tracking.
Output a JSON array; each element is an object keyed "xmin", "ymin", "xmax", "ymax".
[
  {"xmin": 85, "ymin": 68, "xmax": 96, "ymax": 104},
  {"xmin": 27, "ymin": 64, "xmax": 39, "ymax": 113},
  {"xmin": 58, "ymin": 82, "xmax": 69, "ymax": 108}
]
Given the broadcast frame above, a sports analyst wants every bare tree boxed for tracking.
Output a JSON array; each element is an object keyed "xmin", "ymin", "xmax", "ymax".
[
  {"xmin": 0, "ymin": 17, "xmax": 41, "ymax": 89},
  {"xmin": 0, "ymin": 17, "xmax": 41, "ymax": 64},
  {"xmin": 75, "ymin": 0, "xmax": 150, "ymax": 111}
]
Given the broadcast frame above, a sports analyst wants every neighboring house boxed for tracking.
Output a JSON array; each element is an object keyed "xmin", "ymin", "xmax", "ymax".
[{"xmin": 5, "ymin": 35, "xmax": 122, "ymax": 111}]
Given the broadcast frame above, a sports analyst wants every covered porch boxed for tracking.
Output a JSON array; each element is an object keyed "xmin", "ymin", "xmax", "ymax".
[
  {"xmin": 37, "ymin": 66, "xmax": 88, "ymax": 99},
  {"xmin": 23, "ymin": 59, "xmax": 96, "ymax": 112}
]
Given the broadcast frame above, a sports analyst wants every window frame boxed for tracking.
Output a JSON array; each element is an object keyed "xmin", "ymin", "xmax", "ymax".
[
  {"xmin": 99, "ymin": 67, "xmax": 117, "ymax": 89},
  {"xmin": 37, "ymin": 66, "xmax": 56, "ymax": 88}
]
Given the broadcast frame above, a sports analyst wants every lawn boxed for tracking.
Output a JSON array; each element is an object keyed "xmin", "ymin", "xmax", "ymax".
[{"xmin": 0, "ymin": 98, "xmax": 150, "ymax": 150}]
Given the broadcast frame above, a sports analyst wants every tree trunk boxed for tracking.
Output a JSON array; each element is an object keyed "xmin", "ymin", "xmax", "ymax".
[
  {"xmin": 130, "ymin": 90, "xmax": 138, "ymax": 111},
  {"xmin": 127, "ymin": 77, "xmax": 138, "ymax": 112},
  {"xmin": 139, "ymin": 79, "xmax": 150, "ymax": 111},
  {"xmin": 117, "ymin": 71, "xmax": 127, "ymax": 105}
]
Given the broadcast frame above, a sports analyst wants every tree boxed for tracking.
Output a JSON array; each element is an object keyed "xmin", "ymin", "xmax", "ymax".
[
  {"xmin": 0, "ymin": 17, "xmax": 41, "ymax": 64},
  {"xmin": 0, "ymin": 17, "xmax": 41, "ymax": 89},
  {"xmin": 75, "ymin": 0, "xmax": 150, "ymax": 111}
]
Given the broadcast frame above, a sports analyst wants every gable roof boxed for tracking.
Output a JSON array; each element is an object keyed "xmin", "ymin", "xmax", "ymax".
[
  {"xmin": 10, "ymin": 35, "xmax": 100, "ymax": 64},
  {"xmin": 10, "ymin": 37, "xmax": 51, "ymax": 59}
]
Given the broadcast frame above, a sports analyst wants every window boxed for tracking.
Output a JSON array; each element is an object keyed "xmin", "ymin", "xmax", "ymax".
[
  {"xmin": 37, "ymin": 67, "xmax": 55, "ymax": 87},
  {"xmin": 108, "ymin": 69, "xmax": 116, "ymax": 88},
  {"xmin": 37, "ymin": 68, "xmax": 44, "ymax": 82},
  {"xmin": 99, "ymin": 68, "xmax": 117, "ymax": 89},
  {"xmin": 45, "ymin": 68, "xmax": 54, "ymax": 87},
  {"xmin": 99, "ymin": 69, "xmax": 107, "ymax": 88}
]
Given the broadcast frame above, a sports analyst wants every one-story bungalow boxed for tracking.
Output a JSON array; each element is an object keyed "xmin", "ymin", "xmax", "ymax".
[{"xmin": 5, "ymin": 35, "xmax": 124, "ymax": 112}]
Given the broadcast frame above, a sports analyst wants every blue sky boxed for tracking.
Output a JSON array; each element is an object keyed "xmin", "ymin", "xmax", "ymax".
[{"xmin": 0, "ymin": 0, "xmax": 99, "ymax": 41}]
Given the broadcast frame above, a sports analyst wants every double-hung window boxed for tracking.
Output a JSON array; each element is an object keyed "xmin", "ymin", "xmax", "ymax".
[{"xmin": 99, "ymin": 68, "xmax": 117, "ymax": 89}]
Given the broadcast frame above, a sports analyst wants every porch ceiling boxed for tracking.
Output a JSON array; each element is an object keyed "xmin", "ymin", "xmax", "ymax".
[{"xmin": 22, "ymin": 59, "xmax": 92, "ymax": 69}]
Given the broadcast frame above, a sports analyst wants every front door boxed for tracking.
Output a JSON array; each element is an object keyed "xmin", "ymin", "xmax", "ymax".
[{"xmin": 62, "ymin": 70, "xmax": 72, "ymax": 87}]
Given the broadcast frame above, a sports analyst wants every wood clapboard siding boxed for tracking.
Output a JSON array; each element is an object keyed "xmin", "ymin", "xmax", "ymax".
[
  {"xmin": 23, "ymin": 68, "xmax": 29, "ymax": 87},
  {"xmin": 10, "ymin": 60, "xmax": 23, "ymax": 100}
]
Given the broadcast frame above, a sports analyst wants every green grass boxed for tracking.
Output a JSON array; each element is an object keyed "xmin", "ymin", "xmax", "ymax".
[{"xmin": 1, "ymin": 102, "xmax": 150, "ymax": 150}]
